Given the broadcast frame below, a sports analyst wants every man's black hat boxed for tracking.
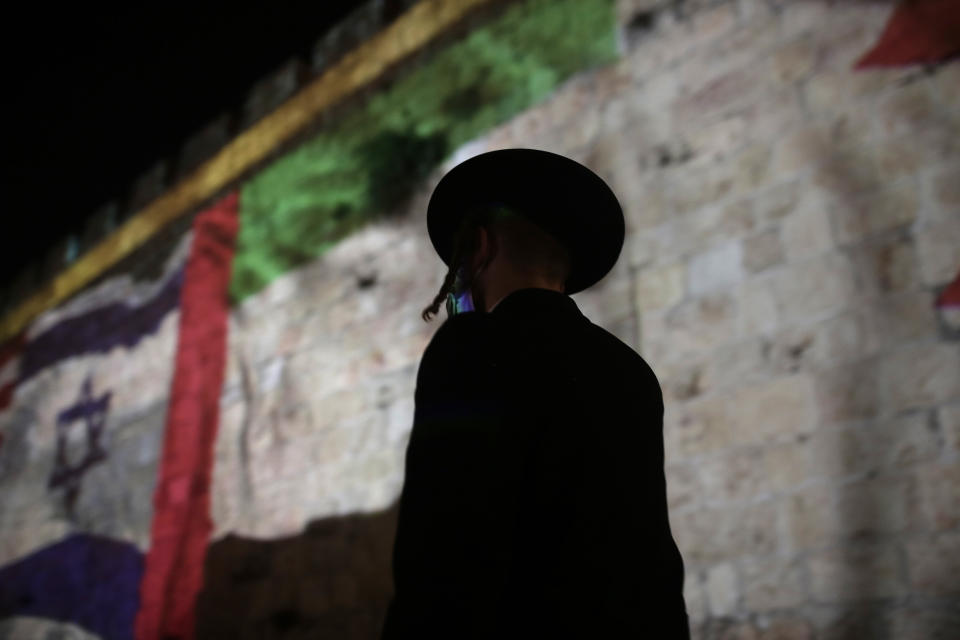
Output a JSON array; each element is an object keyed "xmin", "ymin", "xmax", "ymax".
[{"xmin": 426, "ymin": 148, "xmax": 625, "ymax": 295}]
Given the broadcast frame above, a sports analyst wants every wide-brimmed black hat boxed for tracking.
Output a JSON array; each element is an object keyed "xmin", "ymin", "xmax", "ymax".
[{"xmin": 426, "ymin": 148, "xmax": 624, "ymax": 296}]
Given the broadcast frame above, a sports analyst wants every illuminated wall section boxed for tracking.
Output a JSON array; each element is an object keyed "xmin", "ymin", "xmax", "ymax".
[
  {"xmin": 0, "ymin": 1, "xmax": 618, "ymax": 638},
  {"xmin": 2, "ymin": 0, "xmax": 959, "ymax": 638},
  {"xmin": 231, "ymin": 0, "xmax": 617, "ymax": 301}
]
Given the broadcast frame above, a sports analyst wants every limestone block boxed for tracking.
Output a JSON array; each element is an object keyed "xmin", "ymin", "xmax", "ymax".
[
  {"xmin": 814, "ymin": 357, "xmax": 881, "ymax": 424},
  {"xmin": 890, "ymin": 603, "xmax": 960, "ymax": 640},
  {"xmin": 868, "ymin": 410, "xmax": 942, "ymax": 470},
  {"xmin": 915, "ymin": 462, "xmax": 960, "ymax": 532},
  {"xmin": 754, "ymin": 180, "xmax": 804, "ymax": 226},
  {"xmin": 625, "ymin": 231, "xmax": 659, "ymax": 270},
  {"xmin": 847, "ymin": 232, "xmax": 922, "ymax": 298},
  {"xmin": 658, "ymin": 357, "xmax": 709, "ymax": 403},
  {"xmin": 827, "ymin": 180, "xmax": 919, "ymax": 247},
  {"xmin": 709, "ymin": 621, "xmax": 759, "ymax": 640},
  {"xmin": 696, "ymin": 17, "xmax": 780, "ymax": 79},
  {"xmin": 664, "ymin": 393, "xmax": 736, "ymax": 459},
  {"xmin": 672, "ymin": 500, "xmax": 780, "ymax": 564},
  {"xmin": 770, "ymin": 254, "xmax": 857, "ymax": 322},
  {"xmin": 769, "ymin": 34, "xmax": 818, "ymax": 86},
  {"xmin": 810, "ymin": 5, "xmax": 893, "ymax": 73},
  {"xmin": 773, "ymin": 124, "xmax": 832, "ymax": 176},
  {"xmin": 806, "ymin": 425, "xmax": 872, "ymax": 480},
  {"xmin": 736, "ymin": 85, "xmax": 807, "ymax": 146},
  {"xmin": 741, "ymin": 554, "xmax": 806, "ymax": 611},
  {"xmin": 804, "ymin": 308, "xmax": 864, "ymax": 370},
  {"xmin": 673, "ymin": 63, "xmax": 763, "ymax": 126},
  {"xmin": 942, "ymin": 402, "xmax": 960, "ymax": 455},
  {"xmin": 688, "ymin": 3, "xmax": 739, "ymax": 49},
  {"xmin": 873, "ymin": 132, "xmax": 930, "ymax": 181},
  {"xmin": 928, "ymin": 161, "xmax": 960, "ymax": 221},
  {"xmin": 689, "ymin": 241, "xmax": 744, "ymax": 296},
  {"xmin": 833, "ymin": 474, "xmax": 915, "ymax": 539},
  {"xmin": 877, "ymin": 341, "xmax": 960, "ymax": 416},
  {"xmin": 623, "ymin": 175, "xmax": 669, "ymax": 232},
  {"xmin": 785, "ymin": 482, "xmax": 838, "ymax": 551},
  {"xmin": 667, "ymin": 161, "xmax": 739, "ymax": 217},
  {"xmin": 684, "ymin": 570, "xmax": 708, "ymax": 626},
  {"xmin": 866, "ymin": 291, "xmax": 938, "ymax": 350},
  {"xmin": 778, "ymin": 0, "xmax": 831, "ymax": 40},
  {"xmin": 905, "ymin": 531, "xmax": 960, "ymax": 596},
  {"xmin": 699, "ymin": 337, "xmax": 771, "ymax": 394},
  {"xmin": 807, "ymin": 542, "xmax": 904, "ymax": 601},
  {"xmin": 384, "ymin": 394, "xmax": 414, "ymax": 449},
  {"xmin": 734, "ymin": 142, "xmax": 776, "ymax": 196},
  {"xmin": 624, "ymin": 12, "xmax": 697, "ymax": 78},
  {"xmin": 762, "ymin": 438, "xmax": 813, "ymax": 494},
  {"xmin": 737, "ymin": 278, "xmax": 779, "ymax": 337},
  {"xmin": 781, "ymin": 199, "xmax": 833, "ymax": 263},
  {"xmin": 729, "ymin": 374, "xmax": 818, "ymax": 446},
  {"xmin": 655, "ymin": 291, "xmax": 740, "ymax": 360},
  {"xmin": 803, "ymin": 68, "xmax": 911, "ymax": 121},
  {"xmin": 914, "ymin": 217, "xmax": 960, "ymax": 287},
  {"xmin": 686, "ymin": 115, "xmax": 748, "ymax": 166},
  {"xmin": 665, "ymin": 462, "xmax": 702, "ymax": 511},
  {"xmin": 742, "ymin": 229, "xmax": 784, "ymax": 274},
  {"xmin": 210, "ymin": 400, "xmax": 247, "ymax": 539},
  {"xmin": 810, "ymin": 148, "xmax": 885, "ymax": 201},
  {"xmin": 588, "ymin": 275, "xmax": 635, "ymax": 324},
  {"xmin": 932, "ymin": 59, "xmax": 960, "ymax": 104},
  {"xmin": 607, "ymin": 314, "xmax": 640, "ymax": 351},
  {"xmin": 688, "ymin": 199, "xmax": 757, "ymax": 251},
  {"xmin": 706, "ymin": 562, "xmax": 739, "ymax": 617},
  {"xmin": 758, "ymin": 618, "xmax": 813, "ymax": 640},
  {"xmin": 735, "ymin": 0, "xmax": 773, "ymax": 22},
  {"xmin": 808, "ymin": 603, "xmax": 893, "ymax": 640},
  {"xmin": 699, "ymin": 445, "xmax": 770, "ymax": 504},
  {"xmin": 877, "ymin": 80, "xmax": 942, "ymax": 138}
]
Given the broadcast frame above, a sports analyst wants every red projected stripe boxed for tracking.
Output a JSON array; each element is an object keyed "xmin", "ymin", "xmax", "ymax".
[
  {"xmin": 0, "ymin": 332, "xmax": 26, "ymax": 412},
  {"xmin": 136, "ymin": 192, "xmax": 239, "ymax": 640},
  {"xmin": 856, "ymin": 0, "xmax": 960, "ymax": 68},
  {"xmin": 937, "ymin": 270, "xmax": 960, "ymax": 309}
]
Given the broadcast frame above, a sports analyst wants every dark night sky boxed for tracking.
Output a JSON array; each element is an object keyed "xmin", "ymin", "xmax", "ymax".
[{"xmin": 3, "ymin": 2, "xmax": 367, "ymax": 285}]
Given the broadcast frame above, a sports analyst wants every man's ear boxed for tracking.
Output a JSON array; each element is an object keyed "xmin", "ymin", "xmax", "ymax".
[{"xmin": 474, "ymin": 226, "xmax": 490, "ymax": 270}]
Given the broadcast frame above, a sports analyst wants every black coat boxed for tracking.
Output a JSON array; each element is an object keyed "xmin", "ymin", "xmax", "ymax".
[{"xmin": 381, "ymin": 288, "xmax": 689, "ymax": 639}]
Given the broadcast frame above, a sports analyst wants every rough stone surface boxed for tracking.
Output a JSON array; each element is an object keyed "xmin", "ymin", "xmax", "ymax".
[
  {"xmin": 3, "ymin": 1, "xmax": 960, "ymax": 638},
  {"xmin": 741, "ymin": 554, "xmax": 806, "ymax": 611},
  {"xmin": 689, "ymin": 241, "xmax": 744, "ymax": 295},
  {"xmin": 706, "ymin": 562, "xmax": 739, "ymax": 616},
  {"xmin": 807, "ymin": 542, "xmax": 904, "ymax": 602},
  {"xmin": 905, "ymin": 531, "xmax": 960, "ymax": 597},
  {"xmin": 742, "ymin": 229, "xmax": 783, "ymax": 274}
]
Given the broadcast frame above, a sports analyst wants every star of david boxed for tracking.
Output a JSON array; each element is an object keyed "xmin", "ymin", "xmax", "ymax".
[{"xmin": 48, "ymin": 376, "xmax": 112, "ymax": 514}]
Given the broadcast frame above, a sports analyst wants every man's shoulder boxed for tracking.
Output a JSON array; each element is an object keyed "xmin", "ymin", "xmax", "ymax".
[{"xmin": 423, "ymin": 312, "xmax": 493, "ymax": 358}]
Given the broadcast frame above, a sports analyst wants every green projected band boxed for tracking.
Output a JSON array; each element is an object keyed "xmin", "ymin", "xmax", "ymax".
[{"xmin": 231, "ymin": 0, "xmax": 617, "ymax": 303}]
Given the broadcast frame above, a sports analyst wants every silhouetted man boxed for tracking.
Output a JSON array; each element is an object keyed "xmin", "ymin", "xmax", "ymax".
[{"xmin": 381, "ymin": 149, "xmax": 689, "ymax": 638}]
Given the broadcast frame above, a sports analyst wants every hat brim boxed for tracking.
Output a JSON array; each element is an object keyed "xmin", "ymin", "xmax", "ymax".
[{"xmin": 427, "ymin": 148, "xmax": 624, "ymax": 295}]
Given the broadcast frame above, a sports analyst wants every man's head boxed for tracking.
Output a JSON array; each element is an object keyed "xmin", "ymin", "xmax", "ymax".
[{"xmin": 421, "ymin": 204, "xmax": 572, "ymax": 321}]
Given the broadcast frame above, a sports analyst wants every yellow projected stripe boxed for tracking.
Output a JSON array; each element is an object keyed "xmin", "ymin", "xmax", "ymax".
[{"xmin": 0, "ymin": 0, "xmax": 491, "ymax": 344}]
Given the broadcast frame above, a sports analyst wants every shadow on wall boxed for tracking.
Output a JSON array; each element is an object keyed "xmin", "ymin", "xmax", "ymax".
[{"xmin": 194, "ymin": 501, "xmax": 399, "ymax": 640}]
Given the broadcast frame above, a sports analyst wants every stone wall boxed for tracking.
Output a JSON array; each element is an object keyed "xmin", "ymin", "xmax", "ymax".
[
  {"xmin": 205, "ymin": 1, "xmax": 959, "ymax": 637},
  {"xmin": 1, "ymin": 0, "xmax": 958, "ymax": 638}
]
